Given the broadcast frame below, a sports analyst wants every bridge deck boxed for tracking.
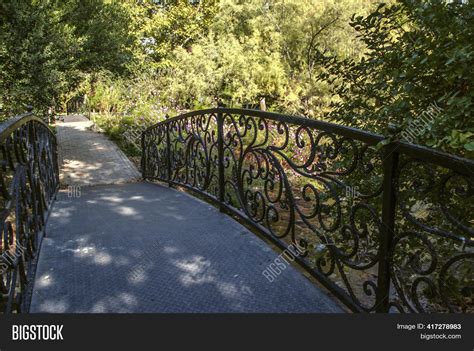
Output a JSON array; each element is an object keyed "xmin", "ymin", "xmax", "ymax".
[
  {"xmin": 30, "ymin": 114, "xmax": 342, "ymax": 313},
  {"xmin": 30, "ymin": 182, "xmax": 343, "ymax": 313}
]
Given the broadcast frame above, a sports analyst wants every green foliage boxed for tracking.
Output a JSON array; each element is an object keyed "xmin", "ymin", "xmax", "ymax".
[
  {"xmin": 141, "ymin": 0, "xmax": 219, "ymax": 69},
  {"xmin": 84, "ymin": 71, "xmax": 173, "ymax": 120},
  {"xmin": 2, "ymin": 0, "xmax": 472, "ymax": 157},
  {"xmin": 318, "ymin": 0, "xmax": 474, "ymax": 156},
  {"xmin": 154, "ymin": 0, "xmax": 373, "ymax": 112},
  {"xmin": 63, "ymin": 0, "xmax": 139, "ymax": 74},
  {"xmin": 0, "ymin": 0, "xmax": 140, "ymax": 117},
  {"xmin": 0, "ymin": 0, "xmax": 74, "ymax": 116}
]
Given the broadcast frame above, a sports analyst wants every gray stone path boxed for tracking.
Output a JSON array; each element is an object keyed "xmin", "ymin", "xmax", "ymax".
[
  {"xmin": 31, "ymin": 182, "xmax": 343, "ymax": 313},
  {"xmin": 57, "ymin": 115, "xmax": 140, "ymax": 186}
]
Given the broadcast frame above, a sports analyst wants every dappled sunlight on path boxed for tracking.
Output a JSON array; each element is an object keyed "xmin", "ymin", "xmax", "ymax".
[
  {"xmin": 30, "ymin": 183, "xmax": 343, "ymax": 313},
  {"xmin": 57, "ymin": 115, "xmax": 140, "ymax": 186}
]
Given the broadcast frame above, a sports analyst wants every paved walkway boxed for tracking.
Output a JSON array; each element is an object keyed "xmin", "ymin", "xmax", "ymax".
[
  {"xmin": 31, "ymin": 183, "xmax": 342, "ymax": 313},
  {"xmin": 56, "ymin": 115, "xmax": 140, "ymax": 186}
]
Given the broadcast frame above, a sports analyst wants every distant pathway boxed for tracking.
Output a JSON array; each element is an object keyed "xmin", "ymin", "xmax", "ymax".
[{"xmin": 57, "ymin": 115, "xmax": 140, "ymax": 186}]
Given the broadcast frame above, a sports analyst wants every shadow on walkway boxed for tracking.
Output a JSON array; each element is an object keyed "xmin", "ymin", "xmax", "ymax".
[
  {"xmin": 57, "ymin": 115, "xmax": 140, "ymax": 186},
  {"xmin": 31, "ymin": 182, "xmax": 343, "ymax": 313}
]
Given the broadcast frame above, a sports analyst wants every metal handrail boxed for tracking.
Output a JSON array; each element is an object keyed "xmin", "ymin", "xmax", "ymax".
[
  {"xmin": 0, "ymin": 112, "xmax": 60, "ymax": 313},
  {"xmin": 144, "ymin": 108, "xmax": 473, "ymax": 175},
  {"xmin": 0, "ymin": 113, "xmax": 57, "ymax": 143},
  {"xmin": 142, "ymin": 108, "xmax": 474, "ymax": 313}
]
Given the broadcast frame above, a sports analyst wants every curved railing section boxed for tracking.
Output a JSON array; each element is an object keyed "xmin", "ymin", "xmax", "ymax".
[
  {"xmin": 0, "ymin": 113, "xmax": 59, "ymax": 313},
  {"xmin": 142, "ymin": 108, "xmax": 473, "ymax": 313}
]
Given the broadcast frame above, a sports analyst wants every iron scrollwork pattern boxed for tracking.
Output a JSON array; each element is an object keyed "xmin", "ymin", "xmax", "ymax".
[
  {"xmin": 389, "ymin": 157, "xmax": 473, "ymax": 313},
  {"xmin": 0, "ymin": 113, "xmax": 59, "ymax": 313},
  {"xmin": 143, "ymin": 110, "xmax": 220, "ymax": 198},
  {"xmin": 142, "ymin": 108, "xmax": 474, "ymax": 313}
]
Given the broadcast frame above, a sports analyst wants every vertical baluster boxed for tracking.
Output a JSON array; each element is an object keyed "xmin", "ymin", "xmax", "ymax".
[
  {"xmin": 27, "ymin": 122, "xmax": 40, "ymax": 246},
  {"xmin": 217, "ymin": 108, "xmax": 225, "ymax": 212},
  {"xmin": 166, "ymin": 123, "xmax": 172, "ymax": 186},
  {"xmin": 141, "ymin": 131, "xmax": 147, "ymax": 180},
  {"xmin": 376, "ymin": 143, "xmax": 399, "ymax": 313},
  {"xmin": 53, "ymin": 132, "xmax": 60, "ymax": 188}
]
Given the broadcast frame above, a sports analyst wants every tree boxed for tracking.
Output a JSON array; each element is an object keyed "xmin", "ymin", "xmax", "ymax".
[
  {"xmin": 0, "ymin": 0, "xmax": 141, "ymax": 118},
  {"xmin": 318, "ymin": 0, "xmax": 474, "ymax": 156},
  {"xmin": 63, "ymin": 0, "xmax": 139, "ymax": 75},
  {"xmin": 160, "ymin": 0, "xmax": 376, "ymax": 111},
  {"xmin": 0, "ymin": 0, "xmax": 79, "ymax": 117},
  {"xmin": 141, "ymin": 0, "xmax": 219, "ymax": 69}
]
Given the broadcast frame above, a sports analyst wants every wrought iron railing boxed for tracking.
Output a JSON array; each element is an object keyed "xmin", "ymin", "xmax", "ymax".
[
  {"xmin": 0, "ymin": 112, "xmax": 59, "ymax": 313},
  {"xmin": 142, "ymin": 108, "xmax": 473, "ymax": 313}
]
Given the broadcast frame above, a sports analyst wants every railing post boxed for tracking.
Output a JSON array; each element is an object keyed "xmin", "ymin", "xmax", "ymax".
[
  {"xmin": 141, "ymin": 131, "xmax": 147, "ymax": 180},
  {"xmin": 53, "ymin": 135, "xmax": 60, "ymax": 187},
  {"xmin": 217, "ymin": 107, "xmax": 225, "ymax": 211},
  {"xmin": 166, "ymin": 123, "xmax": 172, "ymax": 186},
  {"xmin": 27, "ymin": 121, "xmax": 40, "ymax": 244},
  {"xmin": 375, "ymin": 143, "xmax": 399, "ymax": 313}
]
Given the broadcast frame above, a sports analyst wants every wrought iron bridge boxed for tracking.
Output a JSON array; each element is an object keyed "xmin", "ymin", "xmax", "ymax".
[{"xmin": 1, "ymin": 108, "xmax": 473, "ymax": 313}]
